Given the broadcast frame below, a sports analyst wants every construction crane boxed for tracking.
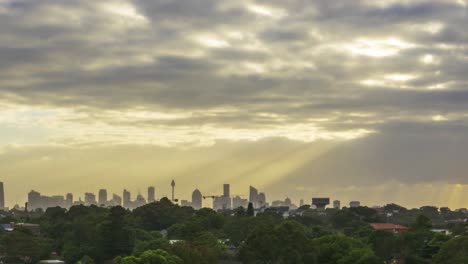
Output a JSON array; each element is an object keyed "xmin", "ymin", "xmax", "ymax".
[
  {"xmin": 203, "ymin": 194, "xmax": 245, "ymax": 199},
  {"xmin": 203, "ymin": 195, "xmax": 220, "ymax": 200}
]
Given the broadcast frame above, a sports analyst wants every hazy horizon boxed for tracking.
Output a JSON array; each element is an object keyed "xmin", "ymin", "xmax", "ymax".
[{"xmin": 1, "ymin": 0, "xmax": 468, "ymax": 209}]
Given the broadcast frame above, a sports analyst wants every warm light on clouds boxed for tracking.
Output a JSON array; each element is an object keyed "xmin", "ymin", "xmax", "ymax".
[
  {"xmin": 360, "ymin": 80, "xmax": 387, "ymax": 86},
  {"xmin": 432, "ymin": 115, "xmax": 449, "ymax": 121},
  {"xmin": 417, "ymin": 22, "xmax": 444, "ymax": 34},
  {"xmin": 421, "ymin": 54, "xmax": 436, "ymax": 64},
  {"xmin": 196, "ymin": 35, "xmax": 230, "ymax": 48},
  {"xmin": 99, "ymin": 2, "xmax": 147, "ymax": 22},
  {"xmin": 0, "ymin": 0, "xmax": 467, "ymax": 208},
  {"xmin": 346, "ymin": 38, "xmax": 414, "ymax": 57},
  {"xmin": 246, "ymin": 4, "xmax": 286, "ymax": 18},
  {"xmin": 385, "ymin": 74, "xmax": 417, "ymax": 82}
]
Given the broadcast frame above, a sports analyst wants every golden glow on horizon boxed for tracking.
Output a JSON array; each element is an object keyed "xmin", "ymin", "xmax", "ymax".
[{"xmin": 0, "ymin": 103, "xmax": 374, "ymax": 148}]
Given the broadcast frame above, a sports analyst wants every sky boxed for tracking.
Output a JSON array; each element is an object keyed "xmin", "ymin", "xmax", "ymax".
[{"xmin": 0, "ymin": 0, "xmax": 467, "ymax": 209}]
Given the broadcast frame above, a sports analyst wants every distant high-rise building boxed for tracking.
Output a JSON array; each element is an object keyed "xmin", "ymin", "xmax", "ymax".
[
  {"xmin": 66, "ymin": 193, "xmax": 73, "ymax": 208},
  {"xmin": 232, "ymin": 196, "xmax": 248, "ymax": 209},
  {"xmin": 299, "ymin": 199, "xmax": 304, "ymax": 207},
  {"xmin": 213, "ymin": 184, "xmax": 232, "ymax": 210},
  {"xmin": 84, "ymin": 193, "xmax": 96, "ymax": 206},
  {"xmin": 223, "ymin": 184, "xmax": 230, "ymax": 197},
  {"xmin": 134, "ymin": 194, "xmax": 146, "ymax": 208},
  {"xmin": 192, "ymin": 189, "xmax": 202, "ymax": 210},
  {"xmin": 258, "ymin": 192, "xmax": 266, "ymax": 208},
  {"xmin": 28, "ymin": 190, "xmax": 41, "ymax": 211},
  {"xmin": 123, "ymin": 189, "xmax": 131, "ymax": 208},
  {"xmin": 0, "ymin": 182, "xmax": 5, "ymax": 210},
  {"xmin": 98, "ymin": 189, "xmax": 107, "ymax": 206},
  {"xmin": 333, "ymin": 200, "xmax": 341, "ymax": 209},
  {"xmin": 112, "ymin": 194, "xmax": 122, "ymax": 206},
  {"xmin": 148, "ymin": 186, "xmax": 156, "ymax": 203},
  {"xmin": 249, "ymin": 186, "xmax": 259, "ymax": 208},
  {"xmin": 349, "ymin": 201, "xmax": 361, "ymax": 208},
  {"xmin": 213, "ymin": 196, "xmax": 231, "ymax": 211}
]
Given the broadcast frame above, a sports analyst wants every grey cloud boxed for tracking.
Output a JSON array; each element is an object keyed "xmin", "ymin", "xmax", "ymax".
[
  {"xmin": 0, "ymin": 0, "xmax": 468, "ymax": 141},
  {"xmin": 274, "ymin": 122, "xmax": 468, "ymax": 189}
]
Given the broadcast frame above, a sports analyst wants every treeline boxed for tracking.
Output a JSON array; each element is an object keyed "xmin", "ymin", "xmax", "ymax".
[{"xmin": 0, "ymin": 198, "xmax": 467, "ymax": 264}]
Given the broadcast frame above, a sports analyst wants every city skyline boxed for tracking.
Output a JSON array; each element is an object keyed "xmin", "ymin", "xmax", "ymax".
[{"xmin": 1, "ymin": 180, "xmax": 466, "ymax": 212}]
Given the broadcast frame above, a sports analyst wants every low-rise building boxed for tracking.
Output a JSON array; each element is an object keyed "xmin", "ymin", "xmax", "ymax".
[{"xmin": 370, "ymin": 223, "xmax": 408, "ymax": 234}]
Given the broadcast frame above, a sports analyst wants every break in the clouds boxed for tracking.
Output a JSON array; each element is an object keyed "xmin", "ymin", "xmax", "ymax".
[{"xmin": 1, "ymin": 0, "xmax": 468, "ymax": 207}]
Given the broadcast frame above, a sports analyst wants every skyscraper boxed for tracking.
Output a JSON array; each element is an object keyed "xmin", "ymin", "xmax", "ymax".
[
  {"xmin": 98, "ymin": 189, "xmax": 107, "ymax": 206},
  {"xmin": 0, "ymin": 182, "xmax": 5, "ymax": 210},
  {"xmin": 192, "ymin": 189, "xmax": 202, "ymax": 210},
  {"xmin": 123, "ymin": 189, "xmax": 131, "ymax": 208},
  {"xmin": 84, "ymin": 193, "xmax": 96, "ymax": 206},
  {"xmin": 258, "ymin": 192, "xmax": 266, "ymax": 208},
  {"xmin": 134, "ymin": 194, "xmax": 146, "ymax": 208},
  {"xmin": 223, "ymin": 184, "xmax": 230, "ymax": 197},
  {"xmin": 148, "ymin": 186, "xmax": 155, "ymax": 203},
  {"xmin": 112, "ymin": 194, "xmax": 122, "ymax": 206},
  {"xmin": 28, "ymin": 190, "xmax": 41, "ymax": 211},
  {"xmin": 249, "ymin": 186, "xmax": 258, "ymax": 208},
  {"xmin": 333, "ymin": 200, "xmax": 341, "ymax": 209},
  {"xmin": 232, "ymin": 196, "xmax": 248, "ymax": 209},
  {"xmin": 66, "ymin": 193, "xmax": 73, "ymax": 208}
]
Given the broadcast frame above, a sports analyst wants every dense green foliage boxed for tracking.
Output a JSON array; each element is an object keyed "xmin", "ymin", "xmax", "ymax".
[{"xmin": 0, "ymin": 199, "xmax": 467, "ymax": 264}]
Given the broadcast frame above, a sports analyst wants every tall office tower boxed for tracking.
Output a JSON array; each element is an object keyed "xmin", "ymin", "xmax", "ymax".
[
  {"xmin": 333, "ymin": 200, "xmax": 341, "ymax": 209},
  {"xmin": 171, "ymin": 180, "xmax": 175, "ymax": 201},
  {"xmin": 28, "ymin": 190, "xmax": 42, "ymax": 211},
  {"xmin": 49, "ymin": 195, "xmax": 65, "ymax": 208},
  {"xmin": 213, "ymin": 195, "xmax": 231, "ymax": 211},
  {"xmin": 134, "ymin": 194, "xmax": 146, "ymax": 208},
  {"xmin": 299, "ymin": 199, "xmax": 304, "ymax": 207},
  {"xmin": 66, "ymin": 193, "xmax": 73, "ymax": 208},
  {"xmin": 258, "ymin": 192, "xmax": 266, "ymax": 208},
  {"xmin": 84, "ymin": 193, "xmax": 96, "ymax": 206},
  {"xmin": 223, "ymin": 184, "xmax": 230, "ymax": 197},
  {"xmin": 0, "ymin": 182, "xmax": 4, "ymax": 210},
  {"xmin": 112, "ymin": 194, "xmax": 122, "ymax": 206},
  {"xmin": 249, "ymin": 186, "xmax": 258, "ymax": 208},
  {"xmin": 192, "ymin": 189, "xmax": 202, "ymax": 210},
  {"xmin": 148, "ymin": 186, "xmax": 156, "ymax": 203},
  {"xmin": 98, "ymin": 189, "xmax": 108, "ymax": 206},
  {"xmin": 123, "ymin": 189, "xmax": 131, "ymax": 208},
  {"xmin": 232, "ymin": 196, "xmax": 249, "ymax": 209}
]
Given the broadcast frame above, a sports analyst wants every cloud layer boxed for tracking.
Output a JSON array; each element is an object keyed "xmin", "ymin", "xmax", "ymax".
[{"xmin": 0, "ymin": 0, "xmax": 467, "ymax": 207}]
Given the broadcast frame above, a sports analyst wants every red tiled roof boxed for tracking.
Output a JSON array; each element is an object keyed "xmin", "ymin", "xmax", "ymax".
[{"xmin": 370, "ymin": 223, "xmax": 408, "ymax": 230}]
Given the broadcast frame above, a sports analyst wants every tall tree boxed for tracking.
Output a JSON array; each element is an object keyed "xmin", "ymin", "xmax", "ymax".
[
  {"xmin": 97, "ymin": 206, "xmax": 133, "ymax": 261},
  {"xmin": 247, "ymin": 203, "xmax": 254, "ymax": 217}
]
